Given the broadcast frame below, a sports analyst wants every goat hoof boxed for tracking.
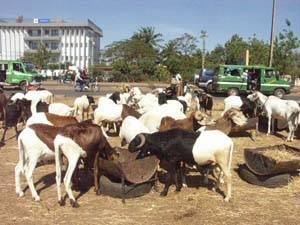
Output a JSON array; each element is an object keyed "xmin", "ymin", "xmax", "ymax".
[
  {"xmin": 58, "ymin": 199, "xmax": 65, "ymax": 206},
  {"xmin": 70, "ymin": 199, "xmax": 79, "ymax": 208},
  {"xmin": 16, "ymin": 191, "xmax": 24, "ymax": 197},
  {"xmin": 224, "ymin": 196, "xmax": 231, "ymax": 202},
  {"xmin": 160, "ymin": 191, "xmax": 167, "ymax": 197},
  {"xmin": 33, "ymin": 196, "xmax": 40, "ymax": 202}
]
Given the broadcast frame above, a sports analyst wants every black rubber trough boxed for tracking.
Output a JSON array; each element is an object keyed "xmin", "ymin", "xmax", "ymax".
[
  {"xmin": 244, "ymin": 144, "xmax": 300, "ymax": 176},
  {"xmin": 97, "ymin": 149, "xmax": 160, "ymax": 203}
]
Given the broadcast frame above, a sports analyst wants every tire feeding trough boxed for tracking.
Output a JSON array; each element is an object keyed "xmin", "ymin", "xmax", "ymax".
[
  {"xmin": 238, "ymin": 144, "xmax": 300, "ymax": 187},
  {"xmin": 97, "ymin": 148, "xmax": 159, "ymax": 202}
]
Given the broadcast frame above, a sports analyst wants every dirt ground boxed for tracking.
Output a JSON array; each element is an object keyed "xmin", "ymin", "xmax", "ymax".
[{"xmin": 0, "ymin": 84, "xmax": 300, "ymax": 225}]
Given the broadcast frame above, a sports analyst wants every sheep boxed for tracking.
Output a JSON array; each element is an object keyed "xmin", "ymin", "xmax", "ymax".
[
  {"xmin": 26, "ymin": 112, "xmax": 78, "ymax": 127},
  {"xmin": 247, "ymin": 91, "xmax": 300, "ymax": 141},
  {"xmin": 119, "ymin": 116, "xmax": 150, "ymax": 146},
  {"xmin": 138, "ymin": 104, "xmax": 186, "ymax": 133},
  {"xmin": 94, "ymin": 97, "xmax": 141, "ymax": 135},
  {"xmin": 128, "ymin": 128, "xmax": 233, "ymax": 202},
  {"xmin": 222, "ymin": 95, "xmax": 257, "ymax": 118},
  {"xmin": 0, "ymin": 99, "xmax": 32, "ymax": 144},
  {"xmin": 36, "ymin": 101, "xmax": 75, "ymax": 116},
  {"xmin": 74, "ymin": 95, "xmax": 95, "ymax": 121},
  {"xmin": 54, "ymin": 122, "xmax": 119, "ymax": 207},
  {"xmin": 201, "ymin": 108, "xmax": 248, "ymax": 135},
  {"xmin": 25, "ymin": 90, "xmax": 54, "ymax": 114},
  {"xmin": 159, "ymin": 111, "xmax": 212, "ymax": 132},
  {"xmin": 10, "ymin": 92, "xmax": 25, "ymax": 102},
  {"xmin": 15, "ymin": 123, "xmax": 119, "ymax": 207}
]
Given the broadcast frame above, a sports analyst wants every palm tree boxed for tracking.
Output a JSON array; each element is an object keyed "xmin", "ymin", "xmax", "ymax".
[
  {"xmin": 132, "ymin": 26, "xmax": 163, "ymax": 48},
  {"xmin": 161, "ymin": 40, "xmax": 180, "ymax": 60}
]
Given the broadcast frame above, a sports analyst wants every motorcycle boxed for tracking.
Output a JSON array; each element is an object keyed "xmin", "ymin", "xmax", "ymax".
[{"xmin": 74, "ymin": 78, "xmax": 99, "ymax": 92}]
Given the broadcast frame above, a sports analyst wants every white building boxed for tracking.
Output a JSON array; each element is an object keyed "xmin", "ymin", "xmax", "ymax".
[{"xmin": 0, "ymin": 17, "xmax": 102, "ymax": 68}]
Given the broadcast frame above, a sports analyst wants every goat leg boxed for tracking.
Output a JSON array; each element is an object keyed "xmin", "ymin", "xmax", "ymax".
[
  {"xmin": 14, "ymin": 125, "xmax": 19, "ymax": 140},
  {"xmin": 160, "ymin": 172, "xmax": 172, "ymax": 197},
  {"xmin": 0, "ymin": 127, "xmax": 8, "ymax": 144}
]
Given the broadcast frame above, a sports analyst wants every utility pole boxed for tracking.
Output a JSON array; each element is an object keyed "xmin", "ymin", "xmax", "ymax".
[
  {"xmin": 200, "ymin": 30, "xmax": 207, "ymax": 70},
  {"xmin": 269, "ymin": 0, "xmax": 276, "ymax": 67}
]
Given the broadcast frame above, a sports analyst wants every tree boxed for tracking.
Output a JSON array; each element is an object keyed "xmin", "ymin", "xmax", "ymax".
[
  {"xmin": 22, "ymin": 42, "xmax": 51, "ymax": 69},
  {"xmin": 247, "ymin": 34, "xmax": 269, "ymax": 66},
  {"xmin": 174, "ymin": 33, "xmax": 197, "ymax": 56},
  {"xmin": 224, "ymin": 34, "xmax": 248, "ymax": 64},
  {"xmin": 132, "ymin": 26, "xmax": 162, "ymax": 48},
  {"xmin": 273, "ymin": 21, "xmax": 300, "ymax": 75},
  {"xmin": 206, "ymin": 44, "xmax": 226, "ymax": 68}
]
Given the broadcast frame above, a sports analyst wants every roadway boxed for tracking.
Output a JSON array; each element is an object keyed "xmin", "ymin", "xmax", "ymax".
[{"xmin": 3, "ymin": 81, "xmax": 300, "ymax": 102}]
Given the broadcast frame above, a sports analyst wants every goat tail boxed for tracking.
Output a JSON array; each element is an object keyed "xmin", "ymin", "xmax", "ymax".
[
  {"xmin": 295, "ymin": 109, "xmax": 300, "ymax": 130},
  {"xmin": 17, "ymin": 136, "xmax": 25, "ymax": 174}
]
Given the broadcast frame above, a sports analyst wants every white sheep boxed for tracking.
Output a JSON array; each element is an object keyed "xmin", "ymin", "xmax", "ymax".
[
  {"xmin": 222, "ymin": 95, "xmax": 243, "ymax": 116},
  {"xmin": 139, "ymin": 104, "xmax": 186, "ymax": 133},
  {"xmin": 119, "ymin": 116, "xmax": 150, "ymax": 146},
  {"xmin": 25, "ymin": 90, "xmax": 54, "ymax": 114},
  {"xmin": 49, "ymin": 103, "xmax": 75, "ymax": 116},
  {"xmin": 10, "ymin": 92, "xmax": 25, "ymax": 101},
  {"xmin": 74, "ymin": 95, "xmax": 94, "ymax": 121}
]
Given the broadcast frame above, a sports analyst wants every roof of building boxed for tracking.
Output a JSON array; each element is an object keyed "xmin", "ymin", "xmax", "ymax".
[{"xmin": 0, "ymin": 18, "xmax": 103, "ymax": 36}]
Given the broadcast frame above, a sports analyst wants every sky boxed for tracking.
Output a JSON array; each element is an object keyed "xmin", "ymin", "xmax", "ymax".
[{"xmin": 1, "ymin": 0, "xmax": 300, "ymax": 50}]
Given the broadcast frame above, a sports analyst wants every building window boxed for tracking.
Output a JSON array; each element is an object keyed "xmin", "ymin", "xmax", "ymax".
[
  {"xmin": 75, "ymin": 43, "xmax": 78, "ymax": 47},
  {"xmin": 70, "ymin": 43, "xmax": 73, "ymax": 47},
  {"xmin": 65, "ymin": 43, "xmax": 68, "ymax": 47},
  {"xmin": 51, "ymin": 29, "xmax": 59, "ymax": 36},
  {"xmin": 44, "ymin": 29, "xmax": 50, "ymax": 35},
  {"xmin": 51, "ymin": 42, "xmax": 59, "ymax": 50},
  {"xmin": 75, "ymin": 56, "xmax": 78, "ymax": 60},
  {"xmin": 80, "ymin": 56, "xmax": 83, "ymax": 60},
  {"xmin": 66, "ymin": 56, "xmax": 69, "ymax": 61},
  {"xmin": 61, "ymin": 43, "xmax": 64, "ymax": 48},
  {"xmin": 80, "ymin": 43, "xmax": 83, "ymax": 47},
  {"xmin": 28, "ymin": 29, "xmax": 41, "ymax": 37},
  {"xmin": 70, "ymin": 56, "xmax": 73, "ymax": 61}
]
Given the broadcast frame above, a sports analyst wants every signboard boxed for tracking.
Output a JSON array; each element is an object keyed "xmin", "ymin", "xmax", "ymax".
[
  {"xmin": 32, "ymin": 18, "xmax": 50, "ymax": 24},
  {"xmin": 39, "ymin": 19, "xmax": 50, "ymax": 23}
]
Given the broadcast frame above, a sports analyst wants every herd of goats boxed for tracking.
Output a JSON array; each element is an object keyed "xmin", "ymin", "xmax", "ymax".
[{"xmin": 0, "ymin": 83, "xmax": 299, "ymax": 208}]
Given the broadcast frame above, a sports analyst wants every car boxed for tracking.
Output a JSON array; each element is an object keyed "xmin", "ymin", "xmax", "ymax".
[{"xmin": 194, "ymin": 68, "xmax": 215, "ymax": 92}]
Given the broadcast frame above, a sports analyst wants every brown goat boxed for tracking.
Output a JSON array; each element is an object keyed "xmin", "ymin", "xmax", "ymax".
[
  {"xmin": 204, "ymin": 108, "xmax": 248, "ymax": 135},
  {"xmin": 159, "ymin": 111, "xmax": 210, "ymax": 132},
  {"xmin": 45, "ymin": 113, "xmax": 78, "ymax": 127},
  {"xmin": 121, "ymin": 104, "xmax": 141, "ymax": 119}
]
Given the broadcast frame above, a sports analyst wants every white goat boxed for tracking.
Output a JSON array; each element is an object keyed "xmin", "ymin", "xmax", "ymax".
[
  {"xmin": 25, "ymin": 90, "xmax": 54, "ymax": 114},
  {"xmin": 139, "ymin": 104, "xmax": 186, "ymax": 133},
  {"xmin": 49, "ymin": 103, "xmax": 75, "ymax": 116},
  {"xmin": 119, "ymin": 116, "xmax": 150, "ymax": 146},
  {"xmin": 222, "ymin": 95, "xmax": 243, "ymax": 116},
  {"xmin": 10, "ymin": 93, "xmax": 25, "ymax": 101},
  {"xmin": 247, "ymin": 91, "xmax": 300, "ymax": 141},
  {"xmin": 74, "ymin": 95, "xmax": 93, "ymax": 121},
  {"xmin": 15, "ymin": 127, "xmax": 55, "ymax": 201}
]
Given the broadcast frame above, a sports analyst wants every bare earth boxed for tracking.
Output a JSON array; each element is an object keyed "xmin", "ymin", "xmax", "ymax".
[{"xmin": 0, "ymin": 82, "xmax": 300, "ymax": 225}]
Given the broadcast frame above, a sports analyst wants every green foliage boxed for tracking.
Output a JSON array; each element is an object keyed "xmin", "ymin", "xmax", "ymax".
[
  {"xmin": 154, "ymin": 65, "xmax": 170, "ymax": 81},
  {"xmin": 102, "ymin": 23, "xmax": 300, "ymax": 81},
  {"xmin": 22, "ymin": 42, "xmax": 51, "ymax": 69},
  {"xmin": 247, "ymin": 35, "xmax": 269, "ymax": 65},
  {"xmin": 273, "ymin": 24, "xmax": 300, "ymax": 74},
  {"xmin": 224, "ymin": 34, "xmax": 248, "ymax": 64}
]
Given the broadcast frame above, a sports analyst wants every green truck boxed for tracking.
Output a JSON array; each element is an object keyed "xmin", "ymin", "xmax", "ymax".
[
  {"xmin": 212, "ymin": 64, "xmax": 291, "ymax": 98},
  {"xmin": 0, "ymin": 60, "xmax": 41, "ymax": 90}
]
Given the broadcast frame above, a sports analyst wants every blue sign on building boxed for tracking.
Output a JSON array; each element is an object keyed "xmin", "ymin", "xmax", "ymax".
[{"xmin": 38, "ymin": 19, "xmax": 50, "ymax": 23}]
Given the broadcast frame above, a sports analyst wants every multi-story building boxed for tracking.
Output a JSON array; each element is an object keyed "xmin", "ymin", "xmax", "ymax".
[{"xmin": 0, "ymin": 17, "xmax": 103, "ymax": 68}]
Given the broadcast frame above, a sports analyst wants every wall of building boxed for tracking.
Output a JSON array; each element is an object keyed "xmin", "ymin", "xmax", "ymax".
[{"xmin": 0, "ymin": 23, "xmax": 101, "ymax": 69}]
